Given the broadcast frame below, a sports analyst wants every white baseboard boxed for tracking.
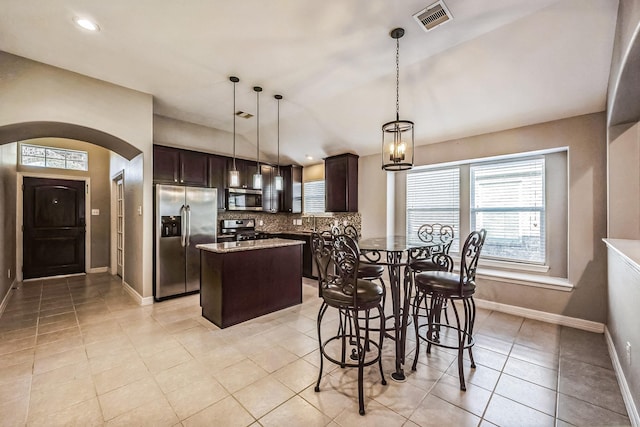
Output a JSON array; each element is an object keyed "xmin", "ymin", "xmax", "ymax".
[
  {"xmin": 88, "ymin": 267, "xmax": 109, "ymax": 274},
  {"xmin": 122, "ymin": 280, "xmax": 154, "ymax": 306},
  {"xmin": 0, "ymin": 280, "xmax": 16, "ymax": 318},
  {"xmin": 605, "ymin": 327, "xmax": 640, "ymax": 427},
  {"xmin": 474, "ymin": 298, "xmax": 605, "ymax": 333}
]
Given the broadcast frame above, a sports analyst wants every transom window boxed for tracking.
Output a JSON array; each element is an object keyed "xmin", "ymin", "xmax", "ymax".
[{"xmin": 20, "ymin": 143, "xmax": 88, "ymax": 171}]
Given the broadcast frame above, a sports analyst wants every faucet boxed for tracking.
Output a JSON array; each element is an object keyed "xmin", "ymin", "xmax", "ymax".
[{"xmin": 310, "ymin": 215, "xmax": 317, "ymax": 232}]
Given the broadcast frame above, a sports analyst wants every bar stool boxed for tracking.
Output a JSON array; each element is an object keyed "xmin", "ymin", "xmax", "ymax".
[
  {"xmin": 312, "ymin": 232, "xmax": 386, "ymax": 415},
  {"xmin": 408, "ymin": 224, "xmax": 455, "ymax": 324},
  {"xmin": 411, "ymin": 229, "xmax": 487, "ymax": 391}
]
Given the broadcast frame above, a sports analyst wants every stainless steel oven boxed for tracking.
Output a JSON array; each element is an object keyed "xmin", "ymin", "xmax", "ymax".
[{"xmin": 225, "ymin": 188, "xmax": 262, "ymax": 211}]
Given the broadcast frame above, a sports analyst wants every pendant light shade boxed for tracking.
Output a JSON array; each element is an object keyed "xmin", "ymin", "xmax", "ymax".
[
  {"xmin": 274, "ymin": 94, "xmax": 283, "ymax": 191},
  {"xmin": 229, "ymin": 76, "xmax": 240, "ymax": 187},
  {"xmin": 382, "ymin": 28, "xmax": 414, "ymax": 172},
  {"xmin": 252, "ymin": 86, "xmax": 263, "ymax": 189}
]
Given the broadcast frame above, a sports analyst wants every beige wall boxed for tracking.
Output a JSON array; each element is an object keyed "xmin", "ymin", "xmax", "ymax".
[
  {"xmin": 0, "ymin": 143, "xmax": 17, "ymax": 303},
  {"xmin": 359, "ymin": 112, "xmax": 607, "ymax": 322},
  {"xmin": 0, "ymin": 51, "xmax": 153, "ymax": 297},
  {"xmin": 606, "ymin": 0, "xmax": 640, "ymax": 417},
  {"xmin": 17, "ymin": 138, "xmax": 111, "ymax": 269},
  {"xmin": 109, "ymin": 152, "xmax": 146, "ymax": 294}
]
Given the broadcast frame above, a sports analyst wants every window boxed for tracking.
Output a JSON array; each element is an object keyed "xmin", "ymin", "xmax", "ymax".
[
  {"xmin": 303, "ymin": 180, "xmax": 325, "ymax": 214},
  {"xmin": 20, "ymin": 143, "xmax": 88, "ymax": 171},
  {"xmin": 406, "ymin": 167, "xmax": 460, "ymax": 252},
  {"xmin": 471, "ymin": 157, "xmax": 545, "ymax": 263},
  {"xmin": 406, "ymin": 154, "xmax": 551, "ymax": 266}
]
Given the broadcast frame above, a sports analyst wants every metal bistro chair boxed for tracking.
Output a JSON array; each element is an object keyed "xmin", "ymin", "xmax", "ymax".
[
  {"xmin": 408, "ymin": 224, "xmax": 455, "ymax": 323},
  {"xmin": 312, "ymin": 232, "xmax": 386, "ymax": 415},
  {"xmin": 411, "ymin": 229, "xmax": 487, "ymax": 391},
  {"xmin": 331, "ymin": 224, "xmax": 386, "ymax": 304}
]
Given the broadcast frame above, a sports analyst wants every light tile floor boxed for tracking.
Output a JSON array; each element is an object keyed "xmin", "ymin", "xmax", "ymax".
[{"xmin": 0, "ymin": 273, "xmax": 631, "ymax": 426}]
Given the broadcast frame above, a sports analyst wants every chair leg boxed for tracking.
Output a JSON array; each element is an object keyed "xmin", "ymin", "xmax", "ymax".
[
  {"xmin": 426, "ymin": 295, "xmax": 442, "ymax": 354},
  {"xmin": 450, "ymin": 299, "xmax": 466, "ymax": 391},
  {"xmin": 466, "ymin": 297, "xmax": 476, "ymax": 369},
  {"xmin": 377, "ymin": 304, "xmax": 387, "ymax": 386},
  {"xmin": 315, "ymin": 302, "xmax": 328, "ymax": 392},
  {"xmin": 411, "ymin": 290, "xmax": 425, "ymax": 371},
  {"xmin": 353, "ymin": 308, "xmax": 365, "ymax": 416}
]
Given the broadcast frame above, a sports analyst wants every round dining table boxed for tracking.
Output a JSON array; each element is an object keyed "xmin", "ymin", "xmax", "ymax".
[{"xmin": 358, "ymin": 235, "xmax": 442, "ymax": 381}]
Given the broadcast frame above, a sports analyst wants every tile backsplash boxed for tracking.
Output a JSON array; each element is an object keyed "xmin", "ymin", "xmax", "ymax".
[{"xmin": 218, "ymin": 211, "xmax": 361, "ymax": 234}]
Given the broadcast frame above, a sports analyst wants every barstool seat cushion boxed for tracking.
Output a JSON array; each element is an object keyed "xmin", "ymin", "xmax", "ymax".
[
  {"xmin": 322, "ymin": 280, "xmax": 384, "ymax": 307},
  {"xmin": 415, "ymin": 271, "xmax": 476, "ymax": 296},
  {"xmin": 409, "ymin": 259, "xmax": 439, "ymax": 272},
  {"xmin": 358, "ymin": 264, "xmax": 385, "ymax": 278}
]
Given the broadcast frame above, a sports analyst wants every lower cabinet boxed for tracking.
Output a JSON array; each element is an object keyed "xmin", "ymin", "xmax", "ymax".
[{"xmin": 278, "ymin": 233, "xmax": 313, "ymax": 278}]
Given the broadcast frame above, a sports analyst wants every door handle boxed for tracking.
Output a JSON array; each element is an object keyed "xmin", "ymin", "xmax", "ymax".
[
  {"xmin": 180, "ymin": 205, "xmax": 186, "ymax": 247},
  {"xmin": 185, "ymin": 205, "xmax": 191, "ymax": 246}
]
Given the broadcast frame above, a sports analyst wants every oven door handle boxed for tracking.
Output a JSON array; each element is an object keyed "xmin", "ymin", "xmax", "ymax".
[{"xmin": 180, "ymin": 205, "xmax": 187, "ymax": 247}]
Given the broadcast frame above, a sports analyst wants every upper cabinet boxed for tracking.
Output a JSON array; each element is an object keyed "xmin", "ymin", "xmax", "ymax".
[
  {"xmin": 280, "ymin": 165, "xmax": 302, "ymax": 213},
  {"xmin": 153, "ymin": 145, "xmax": 208, "ymax": 187},
  {"xmin": 227, "ymin": 158, "xmax": 258, "ymax": 189},
  {"xmin": 325, "ymin": 153, "xmax": 358, "ymax": 212},
  {"xmin": 208, "ymin": 154, "xmax": 227, "ymax": 210}
]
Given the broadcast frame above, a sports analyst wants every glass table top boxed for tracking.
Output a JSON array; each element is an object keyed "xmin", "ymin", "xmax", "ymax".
[{"xmin": 359, "ymin": 235, "xmax": 440, "ymax": 252}]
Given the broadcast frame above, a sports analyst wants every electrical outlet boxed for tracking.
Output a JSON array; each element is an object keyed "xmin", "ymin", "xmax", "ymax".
[
  {"xmin": 292, "ymin": 219, "xmax": 297, "ymax": 225},
  {"xmin": 626, "ymin": 342, "xmax": 632, "ymax": 365},
  {"xmin": 259, "ymin": 220, "xmax": 264, "ymax": 226}
]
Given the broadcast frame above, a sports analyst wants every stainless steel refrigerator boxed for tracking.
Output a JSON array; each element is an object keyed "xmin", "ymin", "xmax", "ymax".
[{"xmin": 154, "ymin": 185, "xmax": 217, "ymax": 300}]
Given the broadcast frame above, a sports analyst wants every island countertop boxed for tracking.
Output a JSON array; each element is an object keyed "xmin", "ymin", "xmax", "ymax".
[{"xmin": 197, "ymin": 238, "xmax": 304, "ymax": 254}]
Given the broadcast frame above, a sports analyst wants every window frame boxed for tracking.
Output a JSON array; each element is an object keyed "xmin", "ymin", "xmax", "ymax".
[
  {"xmin": 469, "ymin": 156, "xmax": 546, "ymax": 265},
  {"xmin": 19, "ymin": 143, "xmax": 88, "ymax": 171},
  {"xmin": 405, "ymin": 150, "xmax": 563, "ymax": 269},
  {"xmin": 303, "ymin": 179, "xmax": 326, "ymax": 214}
]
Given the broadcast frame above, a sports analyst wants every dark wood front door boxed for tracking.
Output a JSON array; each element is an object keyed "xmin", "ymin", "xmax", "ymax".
[{"xmin": 23, "ymin": 177, "xmax": 86, "ymax": 279}]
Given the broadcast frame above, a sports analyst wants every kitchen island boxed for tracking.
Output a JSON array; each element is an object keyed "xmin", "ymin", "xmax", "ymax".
[{"xmin": 197, "ymin": 238, "xmax": 304, "ymax": 328}]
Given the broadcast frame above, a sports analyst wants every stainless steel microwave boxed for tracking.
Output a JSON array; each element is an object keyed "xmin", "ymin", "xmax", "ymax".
[{"xmin": 225, "ymin": 188, "xmax": 263, "ymax": 211}]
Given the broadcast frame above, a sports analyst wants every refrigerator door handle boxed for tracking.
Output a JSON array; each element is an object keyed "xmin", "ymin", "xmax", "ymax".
[
  {"xmin": 180, "ymin": 205, "xmax": 187, "ymax": 247},
  {"xmin": 185, "ymin": 205, "xmax": 191, "ymax": 246}
]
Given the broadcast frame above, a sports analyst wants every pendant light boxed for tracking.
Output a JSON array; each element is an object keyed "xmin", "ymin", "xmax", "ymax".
[
  {"xmin": 228, "ymin": 76, "xmax": 240, "ymax": 187},
  {"xmin": 274, "ymin": 94, "xmax": 283, "ymax": 191},
  {"xmin": 252, "ymin": 86, "xmax": 263, "ymax": 189},
  {"xmin": 382, "ymin": 28, "xmax": 414, "ymax": 171}
]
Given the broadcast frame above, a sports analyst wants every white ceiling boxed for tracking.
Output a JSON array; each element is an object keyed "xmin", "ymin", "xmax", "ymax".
[{"xmin": 0, "ymin": 0, "xmax": 619, "ymax": 166}]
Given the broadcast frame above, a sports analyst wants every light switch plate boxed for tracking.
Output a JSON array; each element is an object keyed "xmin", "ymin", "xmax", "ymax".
[{"xmin": 91, "ymin": 209, "xmax": 100, "ymax": 216}]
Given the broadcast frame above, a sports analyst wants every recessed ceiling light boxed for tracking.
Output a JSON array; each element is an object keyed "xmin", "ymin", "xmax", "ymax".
[
  {"xmin": 306, "ymin": 155, "xmax": 313, "ymax": 160},
  {"xmin": 73, "ymin": 16, "xmax": 100, "ymax": 32}
]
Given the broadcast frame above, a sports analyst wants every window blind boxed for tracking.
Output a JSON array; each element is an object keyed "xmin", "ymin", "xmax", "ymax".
[
  {"xmin": 470, "ymin": 157, "xmax": 545, "ymax": 263},
  {"xmin": 303, "ymin": 180, "xmax": 325, "ymax": 214},
  {"xmin": 406, "ymin": 167, "xmax": 460, "ymax": 252}
]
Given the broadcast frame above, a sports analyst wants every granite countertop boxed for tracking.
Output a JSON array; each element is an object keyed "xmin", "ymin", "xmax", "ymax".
[{"xmin": 197, "ymin": 238, "xmax": 305, "ymax": 254}]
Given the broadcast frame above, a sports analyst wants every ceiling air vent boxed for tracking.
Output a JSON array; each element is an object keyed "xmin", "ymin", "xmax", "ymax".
[
  {"xmin": 413, "ymin": 1, "xmax": 453, "ymax": 32},
  {"xmin": 236, "ymin": 111, "xmax": 253, "ymax": 119}
]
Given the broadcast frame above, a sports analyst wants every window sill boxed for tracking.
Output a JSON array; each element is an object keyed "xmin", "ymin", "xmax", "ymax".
[
  {"xmin": 476, "ymin": 268, "xmax": 573, "ymax": 292},
  {"xmin": 479, "ymin": 258, "xmax": 550, "ymax": 274}
]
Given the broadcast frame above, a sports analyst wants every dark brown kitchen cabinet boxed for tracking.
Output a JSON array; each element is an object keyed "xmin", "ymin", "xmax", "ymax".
[
  {"xmin": 325, "ymin": 153, "xmax": 358, "ymax": 212},
  {"xmin": 227, "ymin": 158, "xmax": 258, "ymax": 189},
  {"xmin": 279, "ymin": 165, "xmax": 302, "ymax": 213},
  {"xmin": 153, "ymin": 145, "xmax": 208, "ymax": 187},
  {"xmin": 208, "ymin": 154, "xmax": 227, "ymax": 210},
  {"xmin": 153, "ymin": 145, "xmax": 180, "ymax": 184}
]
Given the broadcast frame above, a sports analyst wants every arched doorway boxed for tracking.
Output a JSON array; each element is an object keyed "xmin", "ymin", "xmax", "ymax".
[{"xmin": 0, "ymin": 122, "xmax": 141, "ymax": 284}]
